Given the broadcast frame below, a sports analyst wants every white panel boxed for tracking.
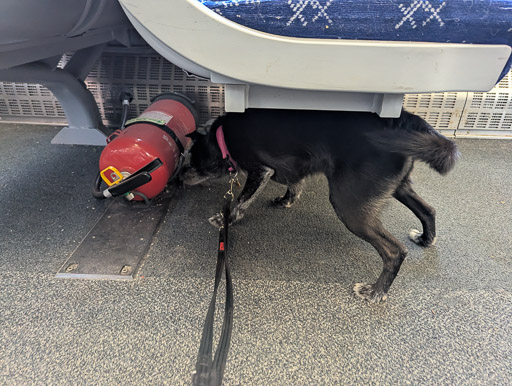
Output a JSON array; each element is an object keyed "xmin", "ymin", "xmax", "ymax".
[
  {"xmin": 403, "ymin": 92, "xmax": 467, "ymax": 136},
  {"xmin": 458, "ymin": 73, "xmax": 512, "ymax": 138},
  {"xmin": 119, "ymin": 0, "xmax": 511, "ymax": 94}
]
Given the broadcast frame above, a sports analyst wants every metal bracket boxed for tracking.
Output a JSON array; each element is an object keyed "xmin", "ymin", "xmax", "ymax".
[
  {"xmin": 64, "ymin": 43, "xmax": 106, "ymax": 81},
  {"xmin": 0, "ymin": 45, "xmax": 108, "ymax": 145}
]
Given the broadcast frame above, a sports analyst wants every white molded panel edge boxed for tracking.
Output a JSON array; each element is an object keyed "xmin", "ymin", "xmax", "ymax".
[
  {"xmin": 119, "ymin": 0, "xmax": 511, "ymax": 94},
  {"xmin": 225, "ymin": 85, "xmax": 404, "ymax": 117},
  {"xmin": 225, "ymin": 84, "xmax": 249, "ymax": 112}
]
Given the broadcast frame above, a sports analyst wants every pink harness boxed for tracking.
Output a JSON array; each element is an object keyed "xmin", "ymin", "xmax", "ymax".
[{"xmin": 216, "ymin": 125, "xmax": 237, "ymax": 172}]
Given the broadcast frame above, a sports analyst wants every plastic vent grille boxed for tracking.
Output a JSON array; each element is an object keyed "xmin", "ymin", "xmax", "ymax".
[
  {"xmin": 495, "ymin": 71, "xmax": 511, "ymax": 89},
  {"xmin": 0, "ymin": 50, "xmax": 225, "ymax": 126},
  {"xmin": 85, "ymin": 52, "xmax": 225, "ymax": 126},
  {"xmin": 458, "ymin": 72, "xmax": 512, "ymax": 138},
  {"xmin": 402, "ymin": 92, "xmax": 467, "ymax": 136},
  {"xmin": 0, "ymin": 81, "xmax": 65, "ymax": 120}
]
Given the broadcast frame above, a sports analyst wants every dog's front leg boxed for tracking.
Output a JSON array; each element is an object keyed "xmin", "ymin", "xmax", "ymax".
[{"xmin": 209, "ymin": 166, "xmax": 274, "ymax": 228}]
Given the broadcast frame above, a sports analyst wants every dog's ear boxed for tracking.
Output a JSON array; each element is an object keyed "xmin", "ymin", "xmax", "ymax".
[
  {"xmin": 203, "ymin": 119, "xmax": 215, "ymax": 134},
  {"xmin": 187, "ymin": 118, "xmax": 217, "ymax": 139},
  {"xmin": 186, "ymin": 131, "xmax": 202, "ymax": 141}
]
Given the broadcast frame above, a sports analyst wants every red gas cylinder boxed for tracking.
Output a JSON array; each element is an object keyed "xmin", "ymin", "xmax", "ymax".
[{"xmin": 99, "ymin": 93, "xmax": 197, "ymax": 200}]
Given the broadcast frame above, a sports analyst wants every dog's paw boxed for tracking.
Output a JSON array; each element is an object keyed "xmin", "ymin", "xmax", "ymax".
[
  {"xmin": 408, "ymin": 229, "xmax": 436, "ymax": 247},
  {"xmin": 272, "ymin": 196, "xmax": 293, "ymax": 208},
  {"xmin": 208, "ymin": 213, "xmax": 224, "ymax": 229},
  {"xmin": 353, "ymin": 283, "xmax": 388, "ymax": 304}
]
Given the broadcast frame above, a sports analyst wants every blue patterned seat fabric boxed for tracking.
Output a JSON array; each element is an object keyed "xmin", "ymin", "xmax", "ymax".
[{"xmin": 200, "ymin": 0, "xmax": 512, "ymax": 80}]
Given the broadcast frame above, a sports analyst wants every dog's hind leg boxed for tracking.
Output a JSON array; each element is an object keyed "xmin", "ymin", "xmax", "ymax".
[
  {"xmin": 394, "ymin": 180, "xmax": 436, "ymax": 247},
  {"xmin": 209, "ymin": 166, "xmax": 274, "ymax": 227},
  {"xmin": 328, "ymin": 175, "xmax": 407, "ymax": 303},
  {"xmin": 273, "ymin": 179, "xmax": 304, "ymax": 208}
]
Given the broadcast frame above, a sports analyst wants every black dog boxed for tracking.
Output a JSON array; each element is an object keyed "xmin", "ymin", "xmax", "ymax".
[{"xmin": 183, "ymin": 109, "xmax": 458, "ymax": 303}]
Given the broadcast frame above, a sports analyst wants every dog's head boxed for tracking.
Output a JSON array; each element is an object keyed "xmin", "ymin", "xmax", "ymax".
[{"xmin": 181, "ymin": 129, "xmax": 227, "ymax": 185}]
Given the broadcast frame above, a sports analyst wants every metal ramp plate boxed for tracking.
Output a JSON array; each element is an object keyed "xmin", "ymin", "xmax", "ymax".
[{"xmin": 56, "ymin": 190, "xmax": 174, "ymax": 280}]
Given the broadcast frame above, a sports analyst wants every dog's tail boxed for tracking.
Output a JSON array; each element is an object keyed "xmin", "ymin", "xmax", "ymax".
[{"xmin": 371, "ymin": 112, "xmax": 459, "ymax": 175}]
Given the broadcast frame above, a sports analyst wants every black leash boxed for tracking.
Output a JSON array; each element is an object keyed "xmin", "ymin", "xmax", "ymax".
[{"xmin": 192, "ymin": 173, "xmax": 238, "ymax": 386}]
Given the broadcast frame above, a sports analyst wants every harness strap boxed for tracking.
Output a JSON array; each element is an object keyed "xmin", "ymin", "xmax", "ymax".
[{"xmin": 216, "ymin": 126, "xmax": 237, "ymax": 172}]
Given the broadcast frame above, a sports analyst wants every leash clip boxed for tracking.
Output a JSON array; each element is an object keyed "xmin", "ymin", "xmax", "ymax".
[{"xmin": 224, "ymin": 171, "xmax": 240, "ymax": 199}]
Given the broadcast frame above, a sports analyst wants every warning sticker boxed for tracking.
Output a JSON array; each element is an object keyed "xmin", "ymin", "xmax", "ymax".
[{"xmin": 139, "ymin": 110, "xmax": 173, "ymax": 125}]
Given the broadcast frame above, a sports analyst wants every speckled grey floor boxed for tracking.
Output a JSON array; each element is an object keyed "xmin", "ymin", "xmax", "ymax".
[{"xmin": 1, "ymin": 123, "xmax": 511, "ymax": 385}]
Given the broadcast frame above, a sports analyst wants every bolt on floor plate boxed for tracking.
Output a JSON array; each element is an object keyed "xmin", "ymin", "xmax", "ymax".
[{"xmin": 56, "ymin": 188, "xmax": 175, "ymax": 280}]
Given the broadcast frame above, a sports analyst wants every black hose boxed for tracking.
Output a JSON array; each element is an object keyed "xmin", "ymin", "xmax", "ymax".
[
  {"xmin": 119, "ymin": 100, "xmax": 129, "ymax": 129},
  {"xmin": 92, "ymin": 171, "xmax": 106, "ymax": 199},
  {"xmin": 132, "ymin": 191, "xmax": 151, "ymax": 206},
  {"xmin": 119, "ymin": 90, "xmax": 133, "ymax": 129},
  {"xmin": 92, "ymin": 91, "xmax": 133, "ymax": 199}
]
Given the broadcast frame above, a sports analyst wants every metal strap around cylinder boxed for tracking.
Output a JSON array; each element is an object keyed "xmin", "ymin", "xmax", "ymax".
[{"xmin": 123, "ymin": 118, "xmax": 185, "ymax": 155}]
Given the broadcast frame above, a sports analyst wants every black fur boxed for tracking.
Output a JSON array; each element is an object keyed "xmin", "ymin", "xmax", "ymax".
[{"xmin": 183, "ymin": 109, "xmax": 458, "ymax": 303}]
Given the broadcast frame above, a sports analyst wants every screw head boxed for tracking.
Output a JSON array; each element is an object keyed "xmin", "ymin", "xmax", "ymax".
[
  {"xmin": 65, "ymin": 263, "xmax": 78, "ymax": 273},
  {"xmin": 120, "ymin": 265, "xmax": 132, "ymax": 275}
]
